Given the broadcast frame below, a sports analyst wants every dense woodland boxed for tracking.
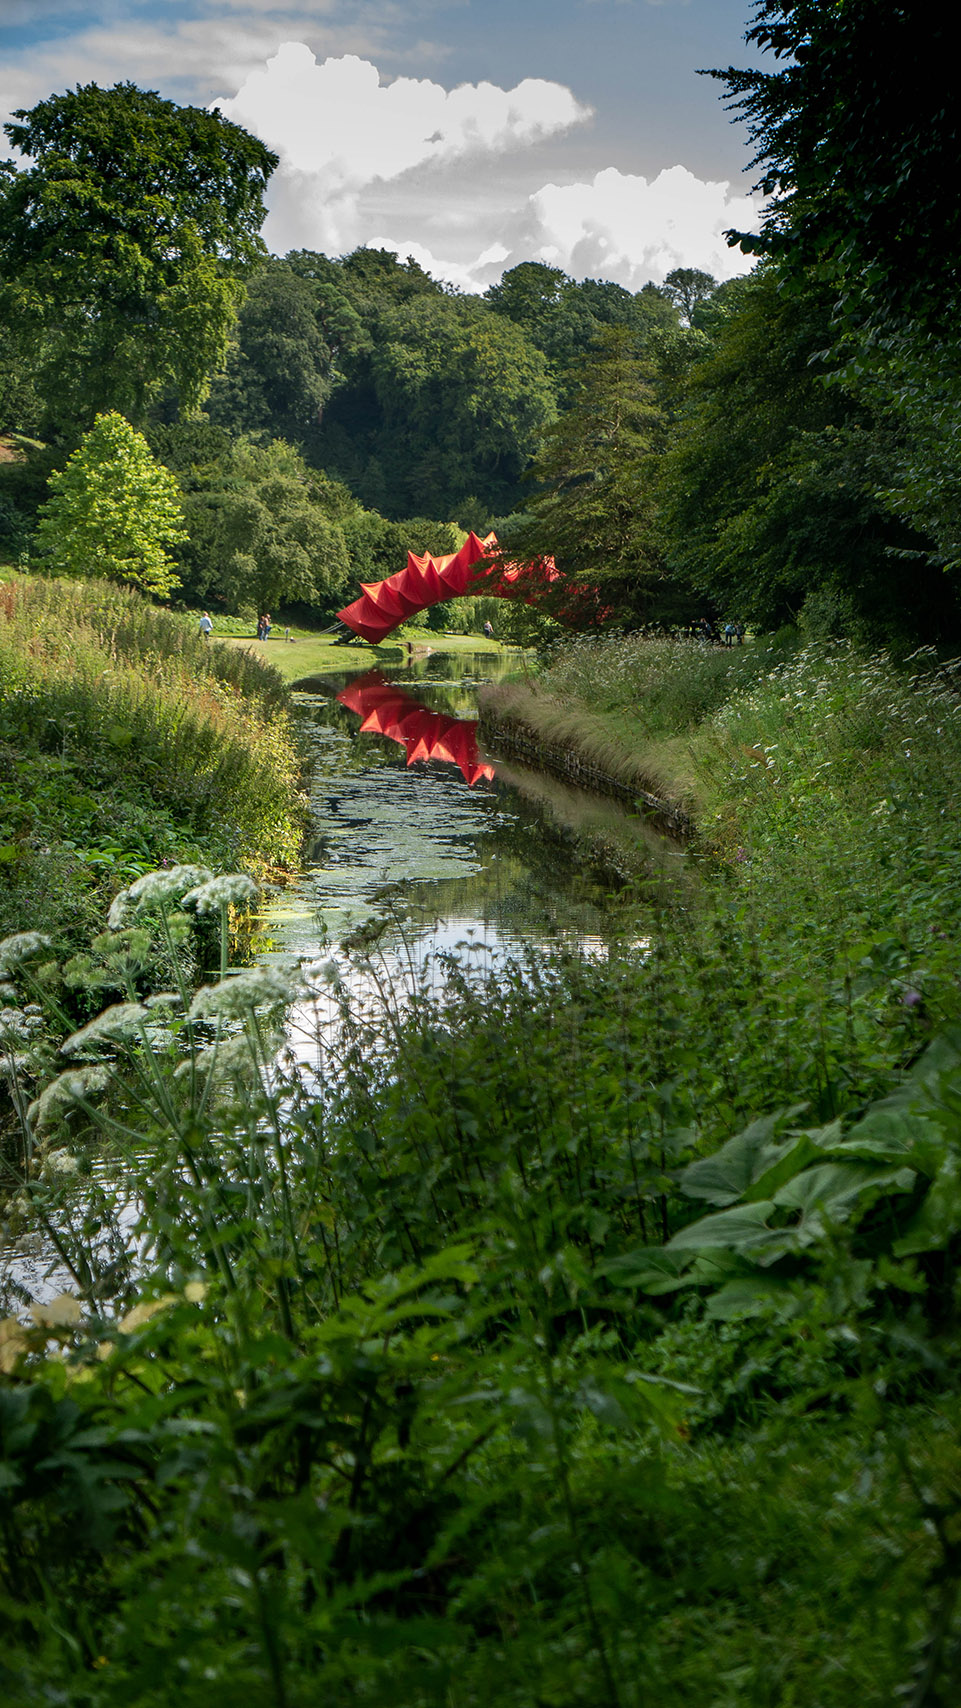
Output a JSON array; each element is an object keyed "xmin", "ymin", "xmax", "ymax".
[
  {"xmin": 4, "ymin": 5, "xmax": 961, "ymax": 1704},
  {"xmin": 1, "ymin": 3, "xmax": 960, "ymax": 651}
]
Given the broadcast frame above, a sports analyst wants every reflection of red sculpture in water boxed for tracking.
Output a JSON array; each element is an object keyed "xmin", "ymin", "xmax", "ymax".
[
  {"xmin": 336, "ymin": 530, "xmax": 558, "ymax": 645},
  {"xmin": 338, "ymin": 671, "xmax": 495, "ymax": 787}
]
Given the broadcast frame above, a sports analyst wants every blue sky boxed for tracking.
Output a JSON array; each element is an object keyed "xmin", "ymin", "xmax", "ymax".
[{"xmin": 0, "ymin": 0, "xmax": 769, "ymax": 290}]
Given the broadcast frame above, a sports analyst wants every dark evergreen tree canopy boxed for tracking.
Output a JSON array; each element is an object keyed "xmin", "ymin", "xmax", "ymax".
[
  {"xmin": 711, "ymin": 3, "xmax": 959, "ymax": 331},
  {"xmin": 504, "ymin": 327, "xmax": 680, "ymax": 628},
  {"xmin": 656, "ymin": 267, "xmax": 961, "ymax": 643}
]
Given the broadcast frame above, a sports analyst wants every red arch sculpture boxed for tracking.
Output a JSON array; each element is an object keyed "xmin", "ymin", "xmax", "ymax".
[
  {"xmin": 335, "ymin": 531, "xmax": 557, "ymax": 645},
  {"xmin": 337, "ymin": 670, "xmax": 495, "ymax": 786}
]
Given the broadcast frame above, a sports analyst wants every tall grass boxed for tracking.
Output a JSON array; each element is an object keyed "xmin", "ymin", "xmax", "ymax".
[
  {"xmin": 0, "ymin": 576, "xmax": 303, "ymax": 874},
  {"xmin": 481, "ymin": 632, "xmax": 801, "ymax": 809}
]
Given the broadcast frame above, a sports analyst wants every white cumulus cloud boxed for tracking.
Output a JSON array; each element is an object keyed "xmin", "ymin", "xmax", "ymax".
[
  {"xmin": 213, "ymin": 43, "xmax": 592, "ymax": 252},
  {"xmin": 527, "ymin": 164, "xmax": 760, "ymax": 288},
  {"xmin": 211, "ymin": 46, "xmax": 760, "ymax": 289}
]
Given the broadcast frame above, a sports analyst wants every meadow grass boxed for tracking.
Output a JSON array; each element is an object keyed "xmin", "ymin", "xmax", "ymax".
[
  {"xmin": 217, "ymin": 624, "xmax": 510, "ymax": 684},
  {"xmin": 0, "ymin": 576, "xmax": 305, "ymax": 946}
]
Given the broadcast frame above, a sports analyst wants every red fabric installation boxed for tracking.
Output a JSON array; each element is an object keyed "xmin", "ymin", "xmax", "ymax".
[
  {"xmin": 337, "ymin": 671, "xmax": 496, "ymax": 787},
  {"xmin": 336, "ymin": 531, "xmax": 557, "ymax": 644}
]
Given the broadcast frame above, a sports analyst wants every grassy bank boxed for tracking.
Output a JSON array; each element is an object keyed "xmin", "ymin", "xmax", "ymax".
[
  {"xmin": 479, "ymin": 632, "xmax": 799, "ymax": 813},
  {"xmin": 3, "ymin": 631, "xmax": 961, "ymax": 1703},
  {"xmin": 0, "ymin": 575, "xmax": 305, "ymax": 947},
  {"xmin": 217, "ymin": 623, "xmax": 510, "ymax": 684}
]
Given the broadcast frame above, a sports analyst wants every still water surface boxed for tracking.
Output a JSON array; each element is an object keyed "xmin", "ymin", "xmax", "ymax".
[
  {"xmin": 2, "ymin": 647, "xmax": 681, "ymax": 1305},
  {"xmin": 257, "ymin": 646, "xmax": 676, "ymax": 976}
]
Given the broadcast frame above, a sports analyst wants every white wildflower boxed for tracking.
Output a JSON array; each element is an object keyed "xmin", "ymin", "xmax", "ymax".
[
  {"xmin": 42, "ymin": 1148, "xmax": 80, "ymax": 1177},
  {"xmin": 28, "ymin": 1065, "xmax": 110, "ymax": 1131},
  {"xmin": 189, "ymin": 965, "xmax": 297, "ymax": 1020},
  {"xmin": 123, "ymin": 864, "xmax": 215, "ymax": 918},
  {"xmin": 302, "ymin": 958, "xmax": 341, "ymax": 986},
  {"xmin": 144, "ymin": 991, "xmax": 183, "ymax": 1010},
  {"xmin": 0, "ymin": 932, "xmax": 53, "ymax": 976},
  {"xmin": 181, "ymin": 873, "xmax": 258, "ymax": 914},
  {"xmin": 173, "ymin": 1037, "xmax": 260, "ymax": 1080},
  {"xmin": 0, "ymin": 1006, "xmax": 30, "ymax": 1043},
  {"xmin": 0, "ymin": 1053, "xmax": 29, "ymax": 1079},
  {"xmin": 107, "ymin": 888, "xmax": 131, "ymax": 929},
  {"xmin": 61, "ymin": 1001, "xmax": 149, "ymax": 1056},
  {"xmin": 118, "ymin": 1295, "xmax": 177, "ymax": 1334},
  {"xmin": 30, "ymin": 1293, "xmax": 83, "ymax": 1329},
  {"xmin": 0, "ymin": 982, "xmax": 17, "ymax": 1002}
]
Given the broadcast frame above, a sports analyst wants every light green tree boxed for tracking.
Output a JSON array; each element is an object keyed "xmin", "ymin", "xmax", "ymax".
[{"xmin": 35, "ymin": 411, "xmax": 185, "ymax": 596}]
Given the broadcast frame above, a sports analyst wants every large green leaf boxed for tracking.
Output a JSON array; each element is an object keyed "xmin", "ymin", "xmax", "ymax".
[
  {"xmin": 894, "ymin": 1154, "xmax": 961, "ymax": 1257},
  {"xmin": 680, "ymin": 1104, "xmax": 818, "ymax": 1207},
  {"xmin": 667, "ymin": 1201, "xmax": 781, "ymax": 1255}
]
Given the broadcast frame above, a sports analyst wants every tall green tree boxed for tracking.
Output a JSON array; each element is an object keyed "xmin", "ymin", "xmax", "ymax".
[
  {"xmin": 315, "ymin": 275, "xmax": 556, "ymax": 519},
  {"xmin": 486, "ymin": 263, "xmax": 677, "ymax": 405},
  {"xmin": 154, "ymin": 428, "xmax": 352, "ymax": 617},
  {"xmin": 503, "ymin": 328, "xmax": 677, "ymax": 627},
  {"xmin": 0, "ymin": 82, "xmax": 277, "ymax": 439},
  {"xmin": 712, "ymin": 3, "xmax": 958, "ymax": 335},
  {"xmin": 34, "ymin": 411, "xmax": 185, "ymax": 596},
  {"xmin": 658, "ymin": 267, "xmax": 718, "ymax": 326},
  {"xmin": 656, "ymin": 268, "xmax": 961, "ymax": 641},
  {"xmin": 710, "ymin": 3, "xmax": 961, "ymax": 605},
  {"xmin": 207, "ymin": 257, "xmax": 366, "ymax": 449}
]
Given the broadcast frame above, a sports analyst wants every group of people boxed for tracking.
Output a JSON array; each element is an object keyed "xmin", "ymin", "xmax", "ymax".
[
  {"xmin": 198, "ymin": 610, "xmax": 283, "ymax": 643},
  {"xmin": 691, "ymin": 616, "xmax": 745, "ymax": 645}
]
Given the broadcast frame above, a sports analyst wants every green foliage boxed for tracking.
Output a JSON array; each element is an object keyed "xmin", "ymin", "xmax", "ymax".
[
  {"xmin": 0, "ymin": 83, "xmax": 276, "ymax": 439},
  {"xmin": 206, "ymin": 258, "xmax": 356, "ymax": 444},
  {"xmin": 506, "ymin": 328, "xmax": 680, "ymax": 627},
  {"xmin": 657, "ymin": 266, "xmax": 718, "ymax": 326},
  {"xmin": 2, "ymin": 627, "xmax": 961, "ymax": 1698},
  {"xmin": 656, "ymin": 268, "xmax": 959, "ymax": 641},
  {"xmin": 485, "ymin": 263, "xmax": 677, "ymax": 406},
  {"xmin": 35, "ymin": 413, "xmax": 186, "ymax": 596},
  {"xmin": 153, "ymin": 428, "xmax": 351, "ymax": 615},
  {"xmin": 359, "ymin": 291, "xmax": 556, "ymax": 518},
  {"xmin": 713, "ymin": 4, "xmax": 959, "ymax": 337},
  {"xmin": 0, "ymin": 575, "xmax": 303, "ymax": 949}
]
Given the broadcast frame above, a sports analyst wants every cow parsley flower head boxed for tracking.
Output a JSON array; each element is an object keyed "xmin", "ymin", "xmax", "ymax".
[
  {"xmin": 181, "ymin": 873, "xmax": 259, "ymax": 915},
  {"xmin": 28, "ymin": 1065, "xmax": 110, "ymax": 1132},
  {"xmin": 173, "ymin": 1036, "xmax": 261, "ymax": 1081},
  {"xmin": 0, "ymin": 932, "xmax": 53, "ymax": 977},
  {"xmin": 127, "ymin": 864, "xmax": 214, "ymax": 912},
  {"xmin": 0, "ymin": 1007, "xmax": 31, "ymax": 1045},
  {"xmin": 107, "ymin": 889, "xmax": 132, "ymax": 930},
  {"xmin": 189, "ymin": 965, "xmax": 297, "ymax": 1020},
  {"xmin": 61, "ymin": 1002, "xmax": 149, "ymax": 1057}
]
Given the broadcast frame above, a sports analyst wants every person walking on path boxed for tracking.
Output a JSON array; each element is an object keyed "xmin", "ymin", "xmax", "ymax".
[{"xmin": 198, "ymin": 612, "xmax": 212, "ymax": 640}]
